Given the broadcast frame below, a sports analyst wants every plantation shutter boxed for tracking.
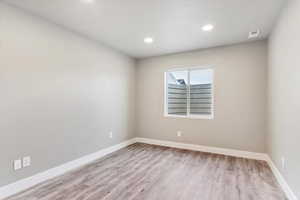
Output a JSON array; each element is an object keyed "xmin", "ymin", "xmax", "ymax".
[
  {"xmin": 167, "ymin": 83, "xmax": 187, "ymax": 115},
  {"xmin": 166, "ymin": 68, "xmax": 213, "ymax": 118},
  {"xmin": 189, "ymin": 83, "xmax": 212, "ymax": 115}
]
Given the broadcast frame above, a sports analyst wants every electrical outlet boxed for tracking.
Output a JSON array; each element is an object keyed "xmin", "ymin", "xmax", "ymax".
[
  {"xmin": 14, "ymin": 159, "xmax": 22, "ymax": 171},
  {"xmin": 109, "ymin": 132, "xmax": 113, "ymax": 139},
  {"xmin": 177, "ymin": 131, "xmax": 182, "ymax": 137},
  {"xmin": 281, "ymin": 157, "xmax": 286, "ymax": 170},
  {"xmin": 248, "ymin": 29, "xmax": 260, "ymax": 39},
  {"xmin": 23, "ymin": 156, "xmax": 31, "ymax": 167}
]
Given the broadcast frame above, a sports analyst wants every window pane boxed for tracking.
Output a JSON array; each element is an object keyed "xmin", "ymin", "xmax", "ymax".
[
  {"xmin": 189, "ymin": 69, "xmax": 213, "ymax": 115},
  {"xmin": 166, "ymin": 71, "xmax": 188, "ymax": 116}
]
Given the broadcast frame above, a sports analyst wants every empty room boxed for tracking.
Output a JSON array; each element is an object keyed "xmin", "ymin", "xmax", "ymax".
[{"xmin": 0, "ymin": 0, "xmax": 299, "ymax": 199}]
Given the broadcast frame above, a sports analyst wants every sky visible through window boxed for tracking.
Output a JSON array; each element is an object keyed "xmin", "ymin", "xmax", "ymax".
[{"xmin": 168, "ymin": 69, "xmax": 213, "ymax": 85}]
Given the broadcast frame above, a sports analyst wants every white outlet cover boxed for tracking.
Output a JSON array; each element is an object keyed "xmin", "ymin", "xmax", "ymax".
[
  {"xmin": 23, "ymin": 156, "xmax": 31, "ymax": 167},
  {"xmin": 248, "ymin": 29, "xmax": 260, "ymax": 39},
  {"xmin": 109, "ymin": 132, "xmax": 113, "ymax": 138},
  {"xmin": 14, "ymin": 159, "xmax": 22, "ymax": 170},
  {"xmin": 177, "ymin": 131, "xmax": 182, "ymax": 137}
]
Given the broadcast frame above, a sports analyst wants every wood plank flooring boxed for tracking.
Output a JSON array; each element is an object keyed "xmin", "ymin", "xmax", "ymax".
[{"xmin": 5, "ymin": 143, "xmax": 287, "ymax": 200}]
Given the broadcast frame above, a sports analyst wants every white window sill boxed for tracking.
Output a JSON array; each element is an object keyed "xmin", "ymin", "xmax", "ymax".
[{"xmin": 164, "ymin": 114, "xmax": 214, "ymax": 120}]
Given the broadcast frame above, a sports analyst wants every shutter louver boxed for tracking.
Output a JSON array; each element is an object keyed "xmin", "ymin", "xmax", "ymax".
[
  {"xmin": 190, "ymin": 84, "xmax": 212, "ymax": 115},
  {"xmin": 167, "ymin": 84, "xmax": 187, "ymax": 115}
]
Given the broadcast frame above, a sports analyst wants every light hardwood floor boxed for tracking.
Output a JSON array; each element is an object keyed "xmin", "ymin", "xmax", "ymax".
[{"xmin": 5, "ymin": 143, "xmax": 287, "ymax": 200}]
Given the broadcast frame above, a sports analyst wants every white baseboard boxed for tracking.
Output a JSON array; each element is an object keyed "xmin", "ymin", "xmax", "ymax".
[
  {"xmin": 265, "ymin": 156, "xmax": 298, "ymax": 200},
  {"xmin": 1, "ymin": 137, "xmax": 297, "ymax": 200},
  {"xmin": 135, "ymin": 137, "xmax": 268, "ymax": 160},
  {"xmin": 0, "ymin": 138, "xmax": 136, "ymax": 200}
]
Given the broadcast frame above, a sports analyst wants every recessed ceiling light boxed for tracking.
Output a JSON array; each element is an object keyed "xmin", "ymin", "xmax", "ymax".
[
  {"xmin": 81, "ymin": 0, "xmax": 94, "ymax": 3},
  {"xmin": 202, "ymin": 24, "xmax": 214, "ymax": 32},
  {"xmin": 144, "ymin": 37, "xmax": 154, "ymax": 44}
]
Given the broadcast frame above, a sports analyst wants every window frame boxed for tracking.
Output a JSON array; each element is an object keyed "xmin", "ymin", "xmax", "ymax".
[{"xmin": 164, "ymin": 66, "xmax": 214, "ymax": 120}]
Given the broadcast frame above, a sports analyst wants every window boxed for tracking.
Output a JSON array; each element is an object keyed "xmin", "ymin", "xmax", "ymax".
[{"xmin": 165, "ymin": 68, "xmax": 214, "ymax": 119}]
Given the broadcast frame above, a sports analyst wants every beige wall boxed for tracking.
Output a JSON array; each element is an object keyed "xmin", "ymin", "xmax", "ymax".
[
  {"xmin": 0, "ymin": 3, "xmax": 135, "ymax": 187},
  {"xmin": 3, "ymin": 0, "xmax": 295, "ymax": 193},
  {"xmin": 268, "ymin": 0, "xmax": 300, "ymax": 198},
  {"xmin": 136, "ymin": 41, "xmax": 267, "ymax": 153}
]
